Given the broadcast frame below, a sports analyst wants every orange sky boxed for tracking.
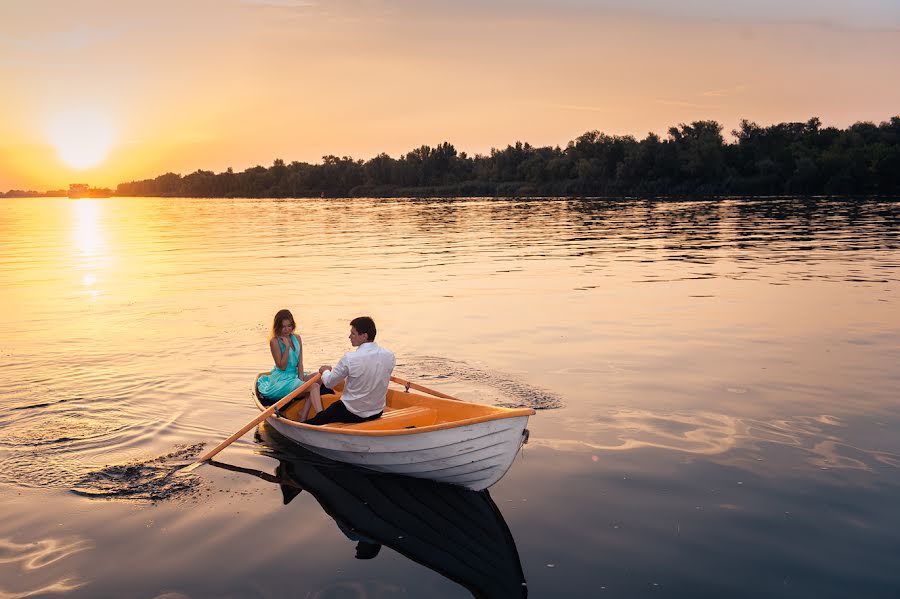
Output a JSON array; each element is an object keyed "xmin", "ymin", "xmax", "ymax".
[{"xmin": 1, "ymin": 0, "xmax": 899, "ymax": 191}]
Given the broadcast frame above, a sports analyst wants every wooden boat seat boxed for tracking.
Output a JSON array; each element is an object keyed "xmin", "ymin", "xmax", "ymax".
[{"xmin": 324, "ymin": 406, "xmax": 439, "ymax": 431}]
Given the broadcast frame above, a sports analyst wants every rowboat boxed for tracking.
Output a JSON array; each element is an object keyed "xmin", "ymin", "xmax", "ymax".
[
  {"xmin": 251, "ymin": 373, "xmax": 535, "ymax": 491},
  {"xmin": 211, "ymin": 429, "xmax": 527, "ymax": 597}
]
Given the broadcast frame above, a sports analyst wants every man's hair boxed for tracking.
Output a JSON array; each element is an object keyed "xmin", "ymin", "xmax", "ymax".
[
  {"xmin": 350, "ymin": 316, "xmax": 376, "ymax": 341},
  {"xmin": 355, "ymin": 541, "xmax": 381, "ymax": 560}
]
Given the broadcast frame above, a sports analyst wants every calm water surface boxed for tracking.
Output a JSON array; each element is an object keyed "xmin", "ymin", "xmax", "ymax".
[{"xmin": 1, "ymin": 197, "xmax": 899, "ymax": 598}]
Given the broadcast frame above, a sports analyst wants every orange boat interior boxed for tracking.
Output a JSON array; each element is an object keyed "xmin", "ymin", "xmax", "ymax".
[{"xmin": 263, "ymin": 378, "xmax": 534, "ymax": 433}]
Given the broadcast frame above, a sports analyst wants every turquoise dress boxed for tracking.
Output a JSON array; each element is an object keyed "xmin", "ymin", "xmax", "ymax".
[{"xmin": 257, "ymin": 336, "xmax": 304, "ymax": 404}]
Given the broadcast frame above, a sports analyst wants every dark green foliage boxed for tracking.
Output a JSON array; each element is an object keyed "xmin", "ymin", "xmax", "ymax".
[
  {"xmin": 1, "ymin": 189, "xmax": 67, "ymax": 198},
  {"xmin": 110, "ymin": 116, "xmax": 900, "ymax": 198}
]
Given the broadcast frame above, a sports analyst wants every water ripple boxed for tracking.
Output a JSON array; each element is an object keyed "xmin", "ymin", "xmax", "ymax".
[
  {"xmin": 70, "ymin": 443, "xmax": 205, "ymax": 502},
  {"xmin": 0, "ymin": 537, "xmax": 90, "ymax": 598},
  {"xmin": 536, "ymin": 409, "xmax": 900, "ymax": 474},
  {"xmin": 400, "ymin": 355, "xmax": 564, "ymax": 410}
]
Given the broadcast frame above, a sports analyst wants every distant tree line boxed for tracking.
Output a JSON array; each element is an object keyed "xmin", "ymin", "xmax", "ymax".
[
  {"xmin": 1, "ymin": 189, "xmax": 65, "ymax": 198},
  {"xmin": 108, "ymin": 115, "xmax": 898, "ymax": 198}
]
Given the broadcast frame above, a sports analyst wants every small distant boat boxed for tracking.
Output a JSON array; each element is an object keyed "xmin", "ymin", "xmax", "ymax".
[
  {"xmin": 68, "ymin": 184, "xmax": 113, "ymax": 199},
  {"xmin": 252, "ymin": 374, "xmax": 535, "ymax": 491}
]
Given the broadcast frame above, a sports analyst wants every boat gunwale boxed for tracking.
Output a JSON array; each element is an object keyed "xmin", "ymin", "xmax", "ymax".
[{"xmin": 252, "ymin": 373, "xmax": 535, "ymax": 437}]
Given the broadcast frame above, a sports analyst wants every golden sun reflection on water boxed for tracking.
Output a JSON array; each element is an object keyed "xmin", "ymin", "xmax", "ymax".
[
  {"xmin": 71, "ymin": 199, "xmax": 104, "ymax": 257},
  {"xmin": 69, "ymin": 199, "xmax": 107, "ymax": 300}
]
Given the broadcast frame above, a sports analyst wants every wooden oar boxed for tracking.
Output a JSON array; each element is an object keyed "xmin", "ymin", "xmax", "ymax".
[
  {"xmin": 181, "ymin": 373, "xmax": 322, "ymax": 473},
  {"xmin": 390, "ymin": 375, "xmax": 460, "ymax": 401}
]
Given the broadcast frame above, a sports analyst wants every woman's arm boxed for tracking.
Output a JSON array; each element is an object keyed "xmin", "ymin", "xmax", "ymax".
[
  {"xmin": 269, "ymin": 337, "xmax": 289, "ymax": 370},
  {"xmin": 296, "ymin": 335, "xmax": 305, "ymax": 379}
]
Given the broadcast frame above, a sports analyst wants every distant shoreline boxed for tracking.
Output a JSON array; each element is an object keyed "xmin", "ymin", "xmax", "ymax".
[
  {"xmin": 6, "ymin": 115, "xmax": 899, "ymax": 198},
  {"xmin": 1, "ymin": 190, "xmax": 67, "ymax": 198},
  {"xmin": 5, "ymin": 193, "xmax": 897, "ymax": 202},
  {"xmin": 105, "ymin": 115, "xmax": 900, "ymax": 199}
]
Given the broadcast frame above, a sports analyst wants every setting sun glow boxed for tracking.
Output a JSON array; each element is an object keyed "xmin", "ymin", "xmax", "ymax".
[
  {"xmin": 46, "ymin": 110, "xmax": 115, "ymax": 170},
  {"xmin": 1, "ymin": 1, "xmax": 899, "ymax": 192}
]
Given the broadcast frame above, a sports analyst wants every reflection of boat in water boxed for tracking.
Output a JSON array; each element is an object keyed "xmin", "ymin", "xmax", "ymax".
[
  {"xmin": 253, "ymin": 375, "xmax": 534, "ymax": 491},
  {"xmin": 68, "ymin": 183, "xmax": 113, "ymax": 198},
  {"xmin": 210, "ymin": 424, "xmax": 528, "ymax": 598}
]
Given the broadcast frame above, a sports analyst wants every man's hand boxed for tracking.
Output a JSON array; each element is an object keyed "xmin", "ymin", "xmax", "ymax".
[{"xmin": 318, "ymin": 365, "xmax": 332, "ymax": 375}]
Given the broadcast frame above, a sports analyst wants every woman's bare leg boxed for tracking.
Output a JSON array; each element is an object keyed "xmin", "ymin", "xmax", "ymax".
[
  {"xmin": 300, "ymin": 384, "xmax": 323, "ymax": 421},
  {"xmin": 299, "ymin": 393, "xmax": 311, "ymax": 421}
]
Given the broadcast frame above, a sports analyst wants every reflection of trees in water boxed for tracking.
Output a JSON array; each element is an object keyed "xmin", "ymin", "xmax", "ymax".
[
  {"xmin": 377, "ymin": 197, "xmax": 898, "ymax": 284},
  {"xmin": 207, "ymin": 426, "xmax": 528, "ymax": 599},
  {"xmin": 562, "ymin": 198, "xmax": 899, "ymax": 280},
  {"xmin": 168, "ymin": 196, "xmax": 895, "ymax": 288}
]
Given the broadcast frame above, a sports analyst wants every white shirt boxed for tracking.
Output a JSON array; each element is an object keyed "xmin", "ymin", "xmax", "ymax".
[{"xmin": 321, "ymin": 342, "xmax": 396, "ymax": 417}]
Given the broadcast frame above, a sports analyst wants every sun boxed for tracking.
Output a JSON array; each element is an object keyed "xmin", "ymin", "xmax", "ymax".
[{"xmin": 46, "ymin": 109, "xmax": 115, "ymax": 169}]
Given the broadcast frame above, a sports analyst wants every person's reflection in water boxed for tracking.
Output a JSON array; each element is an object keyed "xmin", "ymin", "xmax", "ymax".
[
  {"xmin": 276, "ymin": 462, "xmax": 383, "ymax": 560},
  {"xmin": 336, "ymin": 520, "xmax": 382, "ymax": 560},
  {"xmin": 275, "ymin": 462, "xmax": 302, "ymax": 505}
]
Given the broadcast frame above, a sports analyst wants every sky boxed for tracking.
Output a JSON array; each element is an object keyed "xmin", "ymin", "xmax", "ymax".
[{"xmin": 1, "ymin": 0, "xmax": 899, "ymax": 191}]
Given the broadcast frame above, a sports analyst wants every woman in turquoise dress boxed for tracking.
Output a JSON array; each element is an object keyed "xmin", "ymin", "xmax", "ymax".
[{"xmin": 257, "ymin": 309, "xmax": 323, "ymax": 421}]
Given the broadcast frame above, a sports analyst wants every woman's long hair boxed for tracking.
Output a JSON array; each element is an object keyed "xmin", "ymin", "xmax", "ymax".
[{"xmin": 270, "ymin": 309, "xmax": 296, "ymax": 340}]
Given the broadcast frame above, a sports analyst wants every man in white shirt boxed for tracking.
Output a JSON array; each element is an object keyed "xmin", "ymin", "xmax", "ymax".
[{"xmin": 305, "ymin": 316, "xmax": 396, "ymax": 425}]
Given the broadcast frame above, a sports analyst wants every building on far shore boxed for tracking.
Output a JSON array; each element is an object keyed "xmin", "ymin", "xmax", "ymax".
[{"xmin": 68, "ymin": 184, "xmax": 112, "ymax": 198}]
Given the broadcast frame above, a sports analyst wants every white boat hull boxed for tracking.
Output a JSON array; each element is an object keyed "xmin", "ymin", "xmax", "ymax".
[{"xmin": 265, "ymin": 412, "xmax": 530, "ymax": 491}]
